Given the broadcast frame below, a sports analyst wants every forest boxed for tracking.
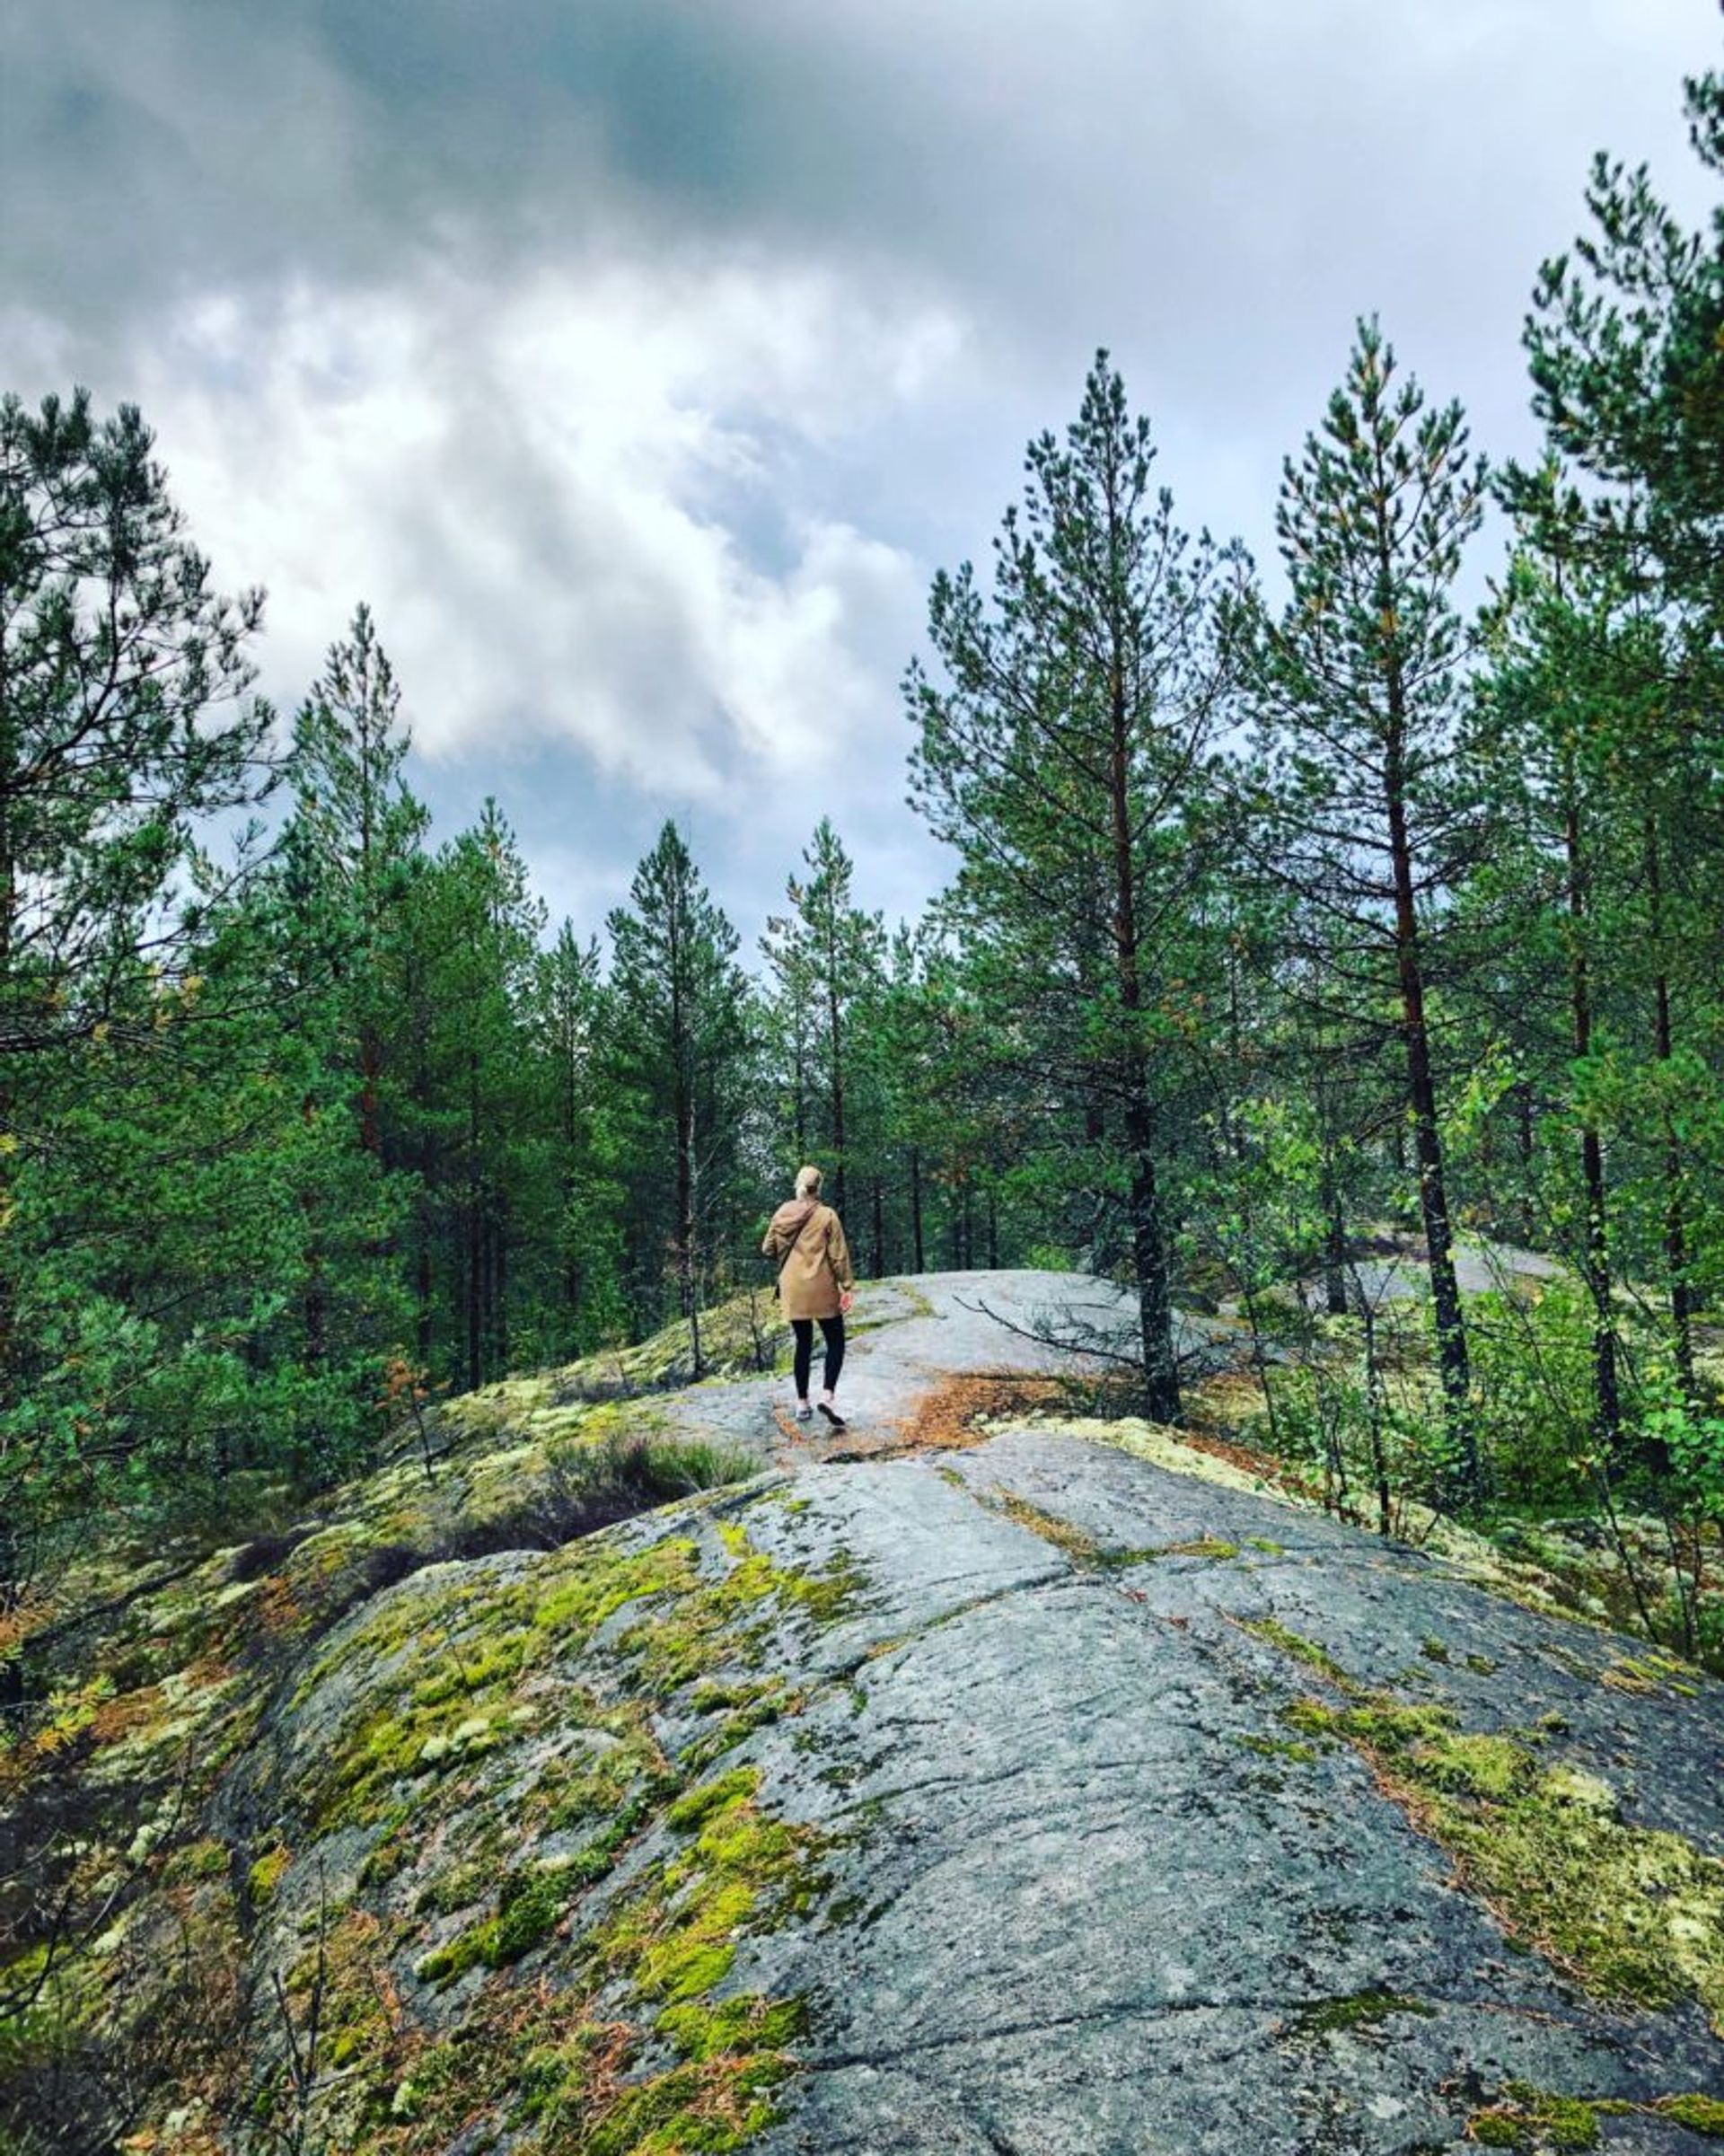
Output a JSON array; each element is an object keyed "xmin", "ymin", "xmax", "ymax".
[{"xmin": 4, "ymin": 59, "xmax": 1724, "ymax": 1677}]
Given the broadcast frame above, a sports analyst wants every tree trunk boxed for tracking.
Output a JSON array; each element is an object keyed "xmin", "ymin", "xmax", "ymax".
[
  {"xmin": 1564, "ymin": 778, "xmax": 1623, "ymax": 1460},
  {"xmin": 302, "ymin": 1092, "xmax": 328, "ymax": 1369},
  {"xmin": 682, "ymin": 1104, "xmax": 701, "ymax": 1378},
  {"xmin": 1385, "ymin": 706, "xmax": 1477, "ymax": 1501},
  {"xmin": 491, "ymin": 1216, "xmax": 508, "ymax": 1379},
  {"xmin": 1322, "ymin": 1178, "xmax": 1350, "ymax": 1318},
  {"xmin": 675, "ymin": 1075, "xmax": 700, "ymax": 1374},
  {"xmin": 412, "ymin": 955, "xmax": 435, "ymax": 1362},
  {"xmin": 1513, "ymin": 1080, "xmax": 1537, "ymax": 1243},
  {"xmin": 1645, "ymin": 821, "xmax": 1696, "ymax": 1402},
  {"xmin": 561, "ymin": 1034, "xmax": 581, "ymax": 1335},
  {"xmin": 1108, "ymin": 652, "xmax": 1181, "ymax": 1422},
  {"xmin": 466, "ymin": 1051, "xmax": 482, "ymax": 1393},
  {"xmin": 828, "ymin": 975, "xmax": 846, "ymax": 1224},
  {"xmin": 910, "ymin": 1147, "xmax": 926, "ymax": 1272},
  {"xmin": 870, "ymin": 1175, "xmax": 885, "ymax": 1279},
  {"xmin": 417, "ymin": 1229, "xmax": 434, "ymax": 1365},
  {"xmin": 1315, "ymin": 1052, "xmax": 1349, "ymax": 1316}
]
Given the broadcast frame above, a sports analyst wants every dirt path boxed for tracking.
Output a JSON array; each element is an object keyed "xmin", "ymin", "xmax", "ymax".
[{"xmin": 655, "ymin": 1268, "xmax": 1231, "ymax": 1468}]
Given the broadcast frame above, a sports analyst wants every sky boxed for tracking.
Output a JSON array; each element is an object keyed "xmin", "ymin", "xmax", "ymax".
[{"xmin": 4, "ymin": 1, "xmax": 1719, "ymax": 950}]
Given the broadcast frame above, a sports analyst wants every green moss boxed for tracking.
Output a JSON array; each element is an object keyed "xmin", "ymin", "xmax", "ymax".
[
  {"xmin": 1416, "ymin": 1729, "xmax": 1530, "ymax": 1803},
  {"xmin": 1421, "ymin": 1637, "xmax": 1451, "ymax": 1664},
  {"xmin": 1285, "ymin": 1990, "xmax": 1433, "ymax": 2037},
  {"xmin": 982, "ymin": 1488, "xmax": 1179, "ymax": 1571},
  {"xmin": 1247, "ymin": 1536, "xmax": 1285, "ymax": 1554},
  {"xmin": 1275, "ymin": 1686, "xmax": 1724, "ymax": 2030},
  {"xmin": 284, "ymin": 1905, "xmax": 404, "ymax": 2081},
  {"xmin": 580, "ymin": 2056, "xmax": 790, "ymax": 2156},
  {"xmin": 989, "ymin": 1490, "xmax": 1104, "ymax": 1562},
  {"xmin": 248, "ymin": 1844, "xmax": 290, "ymax": 1904},
  {"xmin": 1468, "ymin": 2085, "xmax": 1601, "ymax": 2151},
  {"xmin": 656, "ymin": 1993, "xmax": 806, "ymax": 2063},
  {"xmin": 599, "ymin": 1771, "xmax": 826, "ymax": 2011},
  {"xmin": 1238, "ymin": 1616, "xmax": 1357, "ymax": 1690},
  {"xmin": 619, "ymin": 1544, "xmax": 858, "ymax": 1700},
  {"xmin": 785, "ymin": 1557, "xmax": 861, "ymax": 1626},
  {"xmin": 538, "ymin": 1289, "xmax": 794, "ymax": 1407},
  {"xmin": 1599, "ymin": 1651, "xmax": 1691, "ymax": 1695},
  {"xmin": 530, "ymin": 1534, "xmax": 701, "ymax": 1641},
  {"xmin": 12, "ymin": 1465, "xmax": 851, "ymax": 2156},
  {"xmin": 382, "ymin": 1521, "xmax": 837, "ymax": 2140},
  {"xmin": 0, "ymin": 1948, "xmax": 85, "ymax": 2080},
  {"xmin": 668, "ymin": 1766, "xmax": 761, "ymax": 1833},
  {"xmin": 413, "ymin": 1856, "xmax": 493, "ymax": 1920},
  {"xmin": 472, "ymin": 1772, "xmax": 823, "ymax": 2152},
  {"xmin": 419, "ymin": 1798, "xmax": 662, "ymax": 1986},
  {"xmin": 163, "ymin": 1835, "xmax": 231, "ymax": 1884},
  {"xmin": 489, "ymin": 1863, "xmax": 573, "ymax": 1964},
  {"xmin": 293, "ymin": 1511, "xmax": 848, "ymax": 1841},
  {"xmin": 1465, "ymin": 1652, "xmax": 1499, "ymax": 1676},
  {"xmin": 682, "ymin": 1681, "xmax": 796, "ymax": 1774},
  {"xmin": 1656, "ymin": 2094, "xmax": 1724, "ymax": 2135},
  {"xmin": 1470, "ymin": 2115, "xmax": 1526, "ymax": 2149},
  {"xmin": 1279, "ymin": 1699, "xmax": 1342, "ymax": 1747},
  {"xmin": 1235, "ymin": 1733, "xmax": 1319, "ymax": 1764}
]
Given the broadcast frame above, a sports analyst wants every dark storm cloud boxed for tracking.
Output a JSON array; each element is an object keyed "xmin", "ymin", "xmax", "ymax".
[
  {"xmin": 12, "ymin": 4, "xmax": 1707, "ymax": 358},
  {"xmin": 2, "ymin": 1, "xmax": 1716, "ymax": 939}
]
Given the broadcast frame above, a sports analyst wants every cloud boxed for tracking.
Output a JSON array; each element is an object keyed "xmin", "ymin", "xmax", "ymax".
[
  {"xmin": 104, "ymin": 253, "xmax": 957, "ymax": 805},
  {"xmin": 3, "ymin": 0, "xmax": 1715, "ymax": 936}
]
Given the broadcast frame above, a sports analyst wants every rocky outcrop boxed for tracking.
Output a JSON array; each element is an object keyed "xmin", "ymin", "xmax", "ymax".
[{"xmin": 4, "ymin": 1275, "xmax": 1721, "ymax": 2154}]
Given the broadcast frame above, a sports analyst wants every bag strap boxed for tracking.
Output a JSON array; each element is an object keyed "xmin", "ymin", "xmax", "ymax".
[{"xmin": 774, "ymin": 1201, "xmax": 820, "ymax": 1280}]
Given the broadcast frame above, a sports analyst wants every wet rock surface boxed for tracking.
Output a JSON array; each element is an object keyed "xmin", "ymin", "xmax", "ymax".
[
  {"xmin": 7, "ymin": 1272, "xmax": 1722, "ymax": 2155},
  {"xmin": 731, "ymin": 1434, "xmax": 1724, "ymax": 2153},
  {"xmin": 654, "ymin": 1269, "xmax": 1225, "ymax": 1464}
]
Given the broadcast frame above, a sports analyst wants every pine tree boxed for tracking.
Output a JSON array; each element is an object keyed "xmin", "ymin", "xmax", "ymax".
[
  {"xmin": 1514, "ymin": 74, "xmax": 1724, "ymax": 1404},
  {"xmin": 908, "ymin": 352, "xmax": 1241, "ymax": 1417},
  {"xmin": 286, "ymin": 603, "xmax": 428, "ymax": 1159},
  {"xmin": 523, "ymin": 921, "xmax": 623, "ymax": 1359},
  {"xmin": 606, "ymin": 824, "xmax": 753, "ymax": 1368},
  {"xmin": 1235, "ymin": 320, "xmax": 1489, "ymax": 1503},
  {"xmin": 0, "ymin": 390, "xmax": 273, "ymax": 1619},
  {"xmin": 764, "ymin": 821, "xmax": 885, "ymax": 1236},
  {"xmin": 1524, "ymin": 63, "xmax": 1724, "ymax": 612},
  {"xmin": 393, "ymin": 803, "xmax": 547, "ymax": 1390}
]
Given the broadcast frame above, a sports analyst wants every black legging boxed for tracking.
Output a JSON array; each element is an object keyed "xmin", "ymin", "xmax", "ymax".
[{"xmin": 792, "ymin": 1316, "xmax": 846, "ymax": 1397}]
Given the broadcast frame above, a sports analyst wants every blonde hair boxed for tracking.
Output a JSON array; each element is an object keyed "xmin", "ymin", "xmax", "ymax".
[{"xmin": 795, "ymin": 1164, "xmax": 822, "ymax": 1198}]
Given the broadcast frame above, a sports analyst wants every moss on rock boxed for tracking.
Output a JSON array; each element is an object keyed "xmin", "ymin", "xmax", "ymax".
[
  {"xmin": 1466, "ymin": 2084, "xmax": 1602, "ymax": 2150},
  {"xmin": 1250, "ymin": 1638, "xmax": 1724, "ymax": 2030},
  {"xmin": 1283, "ymin": 1990, "xmax": 1433, "ymax": 2039},
  {"xmin": 1654, "ymin": 2093, "xmax": 1724, "ymax": 2135}
]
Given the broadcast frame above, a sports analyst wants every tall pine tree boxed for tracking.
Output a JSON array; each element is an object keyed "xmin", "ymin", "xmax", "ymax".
[
  {"xmin": 1235, "ymin": 320, "xmax": 1490, "ymax": 1502},
  {"xmin": 606, "ymin": 823, "xmax": 753, "ymax": 1369},
  {"xmin": 908, "ymin": 353, "xmax": 1240, "ymax": 1418}
]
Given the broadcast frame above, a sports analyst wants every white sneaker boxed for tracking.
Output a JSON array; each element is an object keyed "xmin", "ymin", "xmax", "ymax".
[{"xmin": 794, "ymin": 1401, "xmax": 814, "ymax": 1422}]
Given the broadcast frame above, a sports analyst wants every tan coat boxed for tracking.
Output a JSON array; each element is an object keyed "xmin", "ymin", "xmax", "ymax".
[{"xmin": 762, "ymin": 1198, "xmax": 855, "ymax": 1321}]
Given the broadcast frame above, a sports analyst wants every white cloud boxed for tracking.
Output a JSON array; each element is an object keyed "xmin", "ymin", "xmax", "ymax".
[{"xmin": 120, "ymin": 252, "xmax": 961, "ymax": 800}]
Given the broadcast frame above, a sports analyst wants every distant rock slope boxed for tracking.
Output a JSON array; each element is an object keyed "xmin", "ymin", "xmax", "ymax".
[{"xmin": 3, "ymin": 1275, "xmax": 1721, "ymax": 2155}]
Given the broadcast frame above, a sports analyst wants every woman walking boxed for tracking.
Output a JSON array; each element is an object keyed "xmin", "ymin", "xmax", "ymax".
[{"xmin": 762, "ymin": 1165, "xmax": 855, "ymax": 1428}]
